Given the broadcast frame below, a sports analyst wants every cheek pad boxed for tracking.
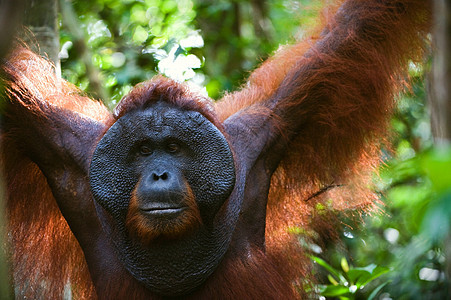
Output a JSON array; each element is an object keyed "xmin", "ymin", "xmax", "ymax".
[
  {"xmin": 89, "ymin": 121, "xmax": 136, "ymax": 220},
  {"xmin": 89, "ymin": 108, "xmax": 236, "ymax": 221},
  {"xmin": 178, "ymin": 113, "xmax": 236, "ymax": 219},
  {"xmin": 88, "ymin": 106, "xmax": 238, "ymax": 296}
]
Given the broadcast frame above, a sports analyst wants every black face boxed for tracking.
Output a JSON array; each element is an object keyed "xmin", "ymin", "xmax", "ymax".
[{"xmin": 89, "ymin": 101, "xmax": 237, "ymax": 296}]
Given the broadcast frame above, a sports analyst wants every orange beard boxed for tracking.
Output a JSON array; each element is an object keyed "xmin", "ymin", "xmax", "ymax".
[{"xmin": 125, "ymin": 184, "xmax": 202, "ymax": 246}]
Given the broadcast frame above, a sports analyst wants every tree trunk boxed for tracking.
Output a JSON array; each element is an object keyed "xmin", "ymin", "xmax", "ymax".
[
  {"xmin": 430, "ymin": 0, "xmax": 451, "ymax": 145},
  {"xmin": 430, "ymin": 0, "xmax": 451, "ymax": 295},
  {"xmin": 0, "ymin": 0, "xmax": 24, "ymax": 298},
  {"xmin": 59, "ymin": 0, "xmax": 108, "ymax": 102},
  {"xmin": 23, "ymin": 0, "xmax": 60, "ymax": 74},
  {"xmin": 1, "ymin": 1, "xmax": 60, "ymax": 298}
]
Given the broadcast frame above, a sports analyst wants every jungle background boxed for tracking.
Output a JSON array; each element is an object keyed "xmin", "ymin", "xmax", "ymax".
[{"xmin": 1, "ymin": 0, "xmax": 451, "ymax": 299}]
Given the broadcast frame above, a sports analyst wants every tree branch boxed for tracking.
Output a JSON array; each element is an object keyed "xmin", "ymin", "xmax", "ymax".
[{"xmin": 59, "ymin": 0, "xmax": 108, "ymax": 103}]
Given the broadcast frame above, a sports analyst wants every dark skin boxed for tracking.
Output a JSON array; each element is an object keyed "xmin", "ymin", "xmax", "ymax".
[
  {"xmin": 90, "ymin": 101, "xmax": 236, "ymax": 295},
  {"xmin": 2, "ymin": 0, "xmax": 431, "ymax": 298}
]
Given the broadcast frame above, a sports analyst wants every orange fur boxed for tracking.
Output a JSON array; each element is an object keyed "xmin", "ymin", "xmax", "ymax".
[
  {"xmin": 97, "ymin": 249, "xmax": 300, "ymax": 300},
  {"xmin": 1, "ymin": 0, "xmax": 432, "ymax": 298},
  {"xmin": 2, "ymin": 145, "xmax": 95, "ymax": 299},
  {"xmin": 126, "ymin": 182, "xmax": 202, "ymax": 244},
  {"xmin": 216, "ymin": 0, "xmax": 431, "ymax": 291},
  {"xmin": 114, "ymin": 76, "xmax": 222, "ymax": 130},
  {"xmin": 187, "ymin": 249, "xmax": 300, "ymax": 299},
  {"xmin": 3, "ymin": 47, "xmax": 111, "ymax": 123},
  {"xmin": 2, "ymin": 48, "xmax": 103, "ymax": 298}
]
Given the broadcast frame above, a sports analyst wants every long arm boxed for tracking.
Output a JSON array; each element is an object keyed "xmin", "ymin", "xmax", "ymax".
[
  {"xmin": 2, "ymin": 48, "xmax": 111, "ymax": 221},
  {"xmin": 220, "ymin": 0, "xmax": 430, "ymax": 181},
  {"xmin": 219, "ymin": 0, "xmax": 431, "ymax": 252},
  {"xmin": 1, "ymin": 48, "xmax": 111, "ymax": 298}
]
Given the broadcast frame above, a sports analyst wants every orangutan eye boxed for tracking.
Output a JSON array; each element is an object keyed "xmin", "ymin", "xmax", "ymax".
[
  {"xmin": 140, "ymin": 145, "xmax": 152, "ymax": 155},
  {"xmin": 166, "ymin": 143, "xmax": 180, "ymax": 154}
]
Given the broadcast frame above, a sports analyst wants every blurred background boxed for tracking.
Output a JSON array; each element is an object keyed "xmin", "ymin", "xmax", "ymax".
[{"xmin": 2, "ymin": 0, "xmax": 451, "ymax": 299}]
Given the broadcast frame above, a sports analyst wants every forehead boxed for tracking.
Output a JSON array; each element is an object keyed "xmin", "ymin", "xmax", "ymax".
[{"xmin": 119, "ymin": 101, "xmax": 207, "ymax": 131}]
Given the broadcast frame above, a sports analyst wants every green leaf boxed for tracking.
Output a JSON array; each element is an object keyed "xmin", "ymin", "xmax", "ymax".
[
  {"xmin": 310, "ymin": 256, "xmax": 342, "ymax": 282},
  {"xmin": 328, "ymin": 274, "xmax": 339, "ymax": 286},
  {"xmin": 132, "ymin": 25, "xmax": 149, "ymax": 44},
  {"xmin": 361, "ymin": 266, "xmax": 390, "ymax": 287},
  {"xmin": 347, "ymin": 269, "xmax": 371, "ymax": 287},
  {"xmin": 341, "ymin": 257, "xmax": 350, "ymax": 273},
  {"xmin": 347, "ymin": 265, "xmax": 390, "ymax": 288},
  {"xmin": 370, "ymin": 266, "xmax": 391, "ymax": 278},
  {"xmin": 320, "ymin": 285, "xmax": 351, "ymax": 297}
]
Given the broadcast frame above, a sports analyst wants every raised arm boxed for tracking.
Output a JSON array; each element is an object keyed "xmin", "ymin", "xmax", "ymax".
[
  {"xmin": 3, "ymin": 49, "xmax": 109, "ymax": 165},
  {"xmin": 217, "ymin": 0, "xmax": 430, "ymax": 181},
  {"xmin": 0, "ymin": 2, "xmax": 433, "ymax": 298},
  {"xmin": 1, "ymin": 48, "xmax": 111, "ymax": 298},
  {"xmin": 216, "ymin": 0, "xmax": 431, "ymax": 257},
  {"xmin": 2, "ymin": 48, "xmax": 111, "ymax": 215}
]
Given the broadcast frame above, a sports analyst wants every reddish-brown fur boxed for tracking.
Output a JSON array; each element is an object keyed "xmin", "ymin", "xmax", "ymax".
[
  {"xmin": 1, "ymin": 0, "xmax": 431, "ymax": 298},
  {"xmin": 95, "ymin": 249, "xmax": 299, "ymax": 300},
  {"xmin": 216, "ymin": 0, "xmax": 431, "ymax": 283},
  {"xmin": 2, "ymin": 47, "xmax": 104, "ymax": 299},
  {"xmin": 114, "ymin": 76, "xmax": 222, "ymax": 130},
  {"xmin": 126, "ymin": 182, "xmax": 202, "ymax": 244},
  {"xmin": 188, "ymin": 249, "xmax": 299, "ymax": 299}
]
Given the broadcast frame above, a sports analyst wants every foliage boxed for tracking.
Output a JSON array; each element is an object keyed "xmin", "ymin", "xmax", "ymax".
[
  {"xmin": 312, "ymin": 68, "xmax": 451, "ymax": 299},
  {"xmin": 193, "ymin": 0, "xmax": 323, "ymax": 98},
  {"xmin": 59, "ymin": 0, "xmax": 322, "ymax": 104},
  {"xmin": 310, "ymin": 255, "xmax": 390, "ymax": 299},
  {"xmin": 60, "ymin": 0, "xmax": 203, "ymax": 107}
]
